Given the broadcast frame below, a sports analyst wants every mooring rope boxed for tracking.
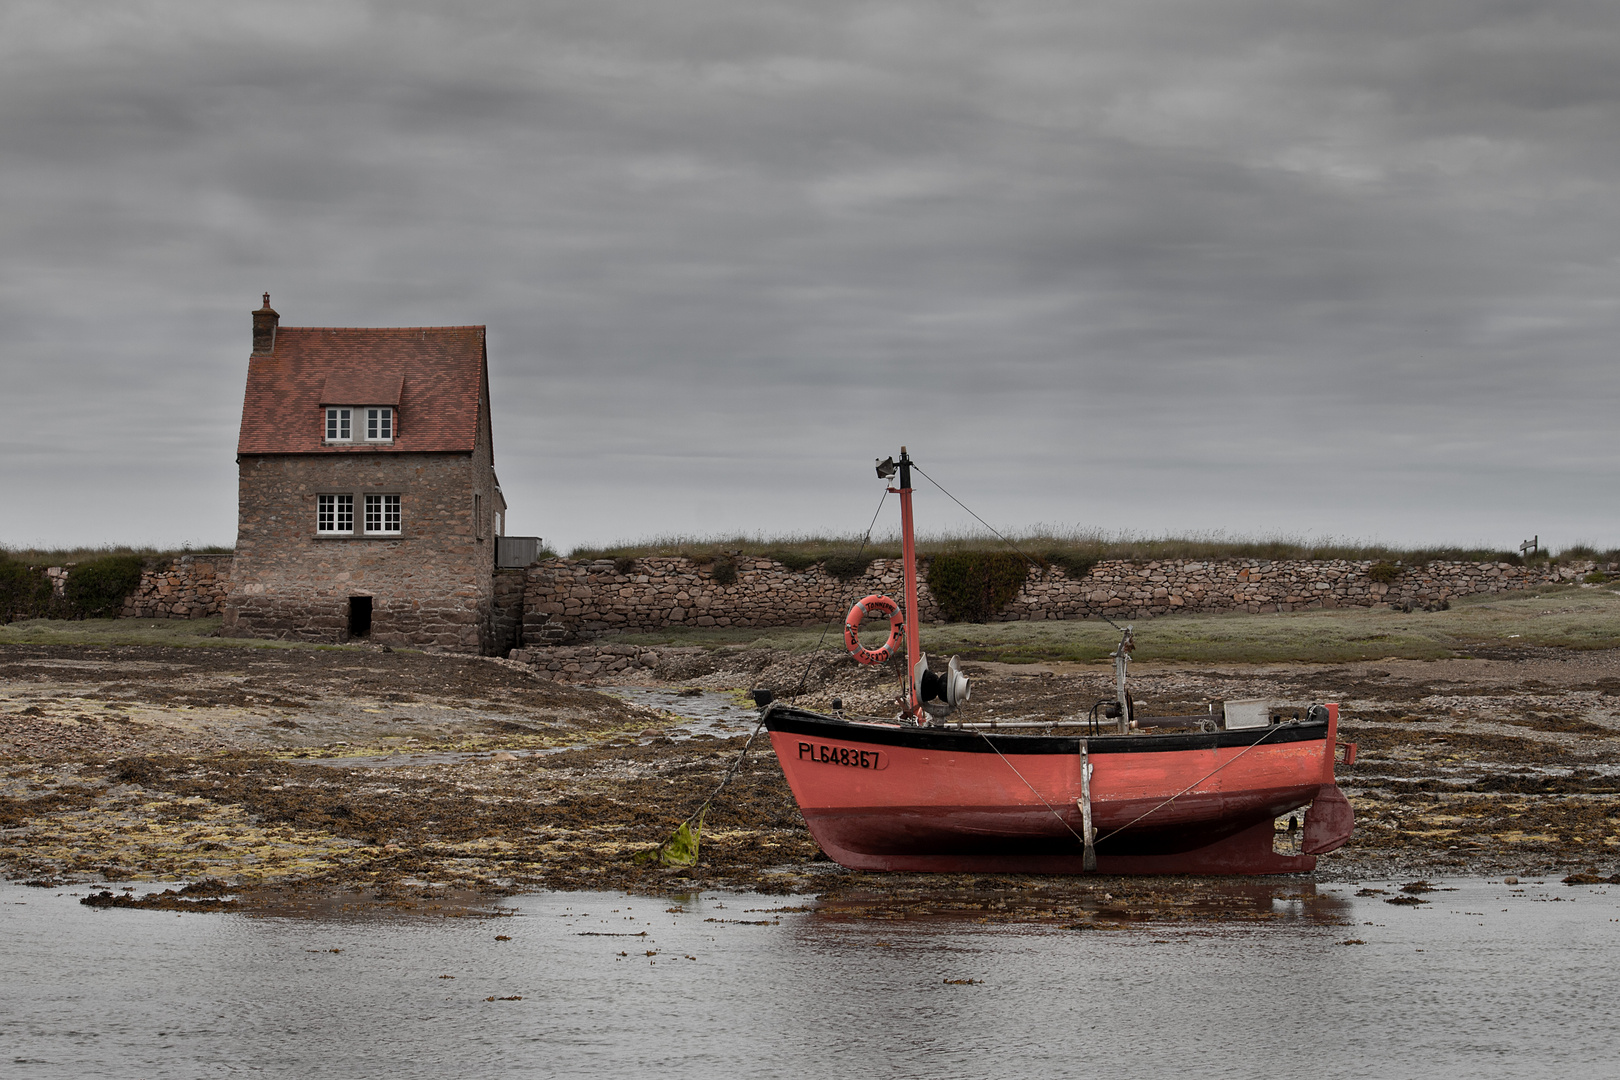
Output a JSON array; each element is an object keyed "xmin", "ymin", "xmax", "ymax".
[
  {"xmin": 675, "ymin": 715, "xmax": 768, "ymax": 831},
  {"xmin": 655, "ymin": 486, "xmax": 892, "ymax": 856}
]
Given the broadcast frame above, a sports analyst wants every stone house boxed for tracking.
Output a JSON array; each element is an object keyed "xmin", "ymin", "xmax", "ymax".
[{"xmin": 223, "ymin": 294, "xmax": 522, "ymax": 652}]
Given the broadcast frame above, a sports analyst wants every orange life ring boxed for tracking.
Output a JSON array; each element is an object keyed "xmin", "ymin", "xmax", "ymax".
[{"xmin": 845, "ymin": 595, "xmax": 903, "ymax": 665}]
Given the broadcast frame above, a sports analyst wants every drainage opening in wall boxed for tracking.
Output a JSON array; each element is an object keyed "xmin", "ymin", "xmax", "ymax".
[{"xmin": 348, "ymin": 596, "xmax": 373, "ymax": 639}]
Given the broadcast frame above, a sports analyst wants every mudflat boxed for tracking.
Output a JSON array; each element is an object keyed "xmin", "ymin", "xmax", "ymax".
[{"xmin": 3, "ymin": 638, "xmax": 1618, "ymax": 915}]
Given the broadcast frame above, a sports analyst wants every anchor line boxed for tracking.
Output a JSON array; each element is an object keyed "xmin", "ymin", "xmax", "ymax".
[
  {"xmin": 677, "ymin": 715, "xmax": 767, "ymax": 830},
  {"xmin": 1092, "ymin": 722, "xmax": 1290, "ymax": 846},
  {"xmin": 974, "ymin": 731, "xmax": 1090, "ymax": 849},
  {"xmin": 682, "ymin": 487, "xmax": 890, "ymax": 847}
]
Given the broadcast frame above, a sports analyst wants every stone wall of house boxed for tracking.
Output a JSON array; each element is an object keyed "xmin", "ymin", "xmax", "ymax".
[
  {"xmin": 223, "ymin": 452, "xmax": 496, "ymax": 650},
  {"xmin": 122, "ymin": 555, "xmax": 235, "ymax": 619},
  {"xmin": 522, "ymin": 554, "xmax": 1598, "ymax": 641}
]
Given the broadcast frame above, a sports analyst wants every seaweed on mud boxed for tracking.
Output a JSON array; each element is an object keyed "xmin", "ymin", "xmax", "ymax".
[
  {"xmin": 0, "ymin": 786, "xmax": 100, "ymax": 826},
  {"xmin": 1501, "ymin": 713, "xmax": 1614, "ymax": 736},
  {"xmin": 110, "ymin": 755, "xmax": 187, "ymax": 785},
  {"xmin": 1463, "ymin": 772, "xmax": 1620, "ymax": 795},
  {"xmin": 1349, "ymin": 727, "xmax": 1583, "ymax": 765},
  {"xmin": 9, "ymin": 636, "xmax": 1620, "ymax": 897},
  {"xmin": 1562, "ymin": 872, "xmax": 1620, "ymax": 885},
  {"xmin": 79, "ymin": 735, "xmax": 813, "ymax": 894},
  {"xmin": 484, "ymin": 719, "xmax": 549, "ymax": 735},
  {"xmin": 80, "ymin": 879, "xmax": 236, "ymax": 911}
]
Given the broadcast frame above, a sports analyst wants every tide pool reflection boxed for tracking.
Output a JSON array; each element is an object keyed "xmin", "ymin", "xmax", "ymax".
[{"xmin": 2, "ymin": 878, "xmax": 1615, "ymax": 1079}]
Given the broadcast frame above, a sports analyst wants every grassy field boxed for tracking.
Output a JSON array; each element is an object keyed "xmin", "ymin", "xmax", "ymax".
[
  {"xmin": 6, "ymin": 584, "xmax": 1620, "ymax": 663},
  {"xmin": 606, "ymin": 584, "xmax": 1620, "ymax": 665},
  {"xmin": 0, "ymin": 616, "xmax": 296, "ymax": 649}
]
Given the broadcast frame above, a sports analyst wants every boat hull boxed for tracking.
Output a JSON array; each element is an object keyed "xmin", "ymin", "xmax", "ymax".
[{"xmin": 766, "ymin": 706, "xmax": 1352, "ymax": 875}]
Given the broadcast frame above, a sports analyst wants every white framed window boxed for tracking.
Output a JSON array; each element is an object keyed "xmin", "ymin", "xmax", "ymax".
[
  {"xmin": 365, "ymin": 407, "xmax": 394, "ymax": 442},
  {"xmin": 365, "ymin": 493, "xmax": 401, "ymax": 534},
  {"xmin": 325, "ymin": 408, "xmax": 352, "ymax": 442},
  {"xmin": 317, "ymin": 494, "xmax": 353, "ymax": 534}
]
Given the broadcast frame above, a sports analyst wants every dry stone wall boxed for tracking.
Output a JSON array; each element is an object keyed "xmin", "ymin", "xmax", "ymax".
[
  {"xmin": 524, "ymin": 557, "xmax": 943, "ymax": 637},
  {"xmin": 490, "ymin": 568, "xmax": 526, "ymax": 656},
  {"xmin": 1006, "ymin": 558, "xmax": 1581, "ymax": 619},
  {"xmin": 0, "ymin": 555, "xmax": 234, "ymax": 621},
  {"xmin": 524, "ymin": 555, "xmax": 1596, "ymax": 639},
  {"xmin": 15, "ymin": 549, "xmax": 1603, "ymax": 658},
  {"xmin": 122, "ymin": 555, "xmax": 235, "ymax": 619}
]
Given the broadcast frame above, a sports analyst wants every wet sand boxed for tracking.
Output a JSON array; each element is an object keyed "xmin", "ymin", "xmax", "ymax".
[{"xmin": 3, "ymin": 640, "xmax": 1618, "ymax": 916}]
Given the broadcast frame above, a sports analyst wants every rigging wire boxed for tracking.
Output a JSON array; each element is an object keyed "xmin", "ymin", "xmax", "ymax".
[
  {"xmin": 979, "ymin": 720, "xmax": 1295, "ymax": 861},
  {"xmin": 1091, "ymin": 722, "xmax": 1289, "ymax": 847},
  {"xmin": 910, "ymin": 462, "xmax": 1044, "ymax": 570},
  {"xmin": 915, "ymin": 453, "xmax": 1296, "ymax": 856},
  {"xmin": 973, "ymin": 730, "xmax": 1091, "ymax": 849},
  {"xmin": 911, "ymin": 461, "xmax": 1127, "ymax": 634},
  {"xmin": 788, "ymin": 485, "xmax": 890, "ymax": 701}
]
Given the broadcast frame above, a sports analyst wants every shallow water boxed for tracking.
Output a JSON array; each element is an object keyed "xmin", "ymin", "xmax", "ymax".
[
  {"xmin": 602, "ymin": 684, "xmax": 758, "ymax": 738},
  {"xmin": 4, "ymin": 878, "xmax": 1618, "ymax": 1079}
]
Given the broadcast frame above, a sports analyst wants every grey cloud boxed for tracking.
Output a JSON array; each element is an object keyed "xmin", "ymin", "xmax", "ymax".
[{"xmin": 1, "ymin": 0, "xmax": 1617, "ymax": 552}]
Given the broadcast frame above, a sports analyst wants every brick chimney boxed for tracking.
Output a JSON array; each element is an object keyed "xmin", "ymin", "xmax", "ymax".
[{"xmin": 252, "ymin": 293, "xmax": 279, "ymax": 355}]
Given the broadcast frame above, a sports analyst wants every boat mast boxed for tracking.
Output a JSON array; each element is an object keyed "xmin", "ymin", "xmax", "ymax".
[{"xmin": 893, "ymin": 447, "xmax": 924, "ymax": 721}]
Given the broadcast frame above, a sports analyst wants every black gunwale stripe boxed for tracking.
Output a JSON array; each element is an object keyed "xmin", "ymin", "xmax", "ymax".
[{"xmin": 764, "ymin": 707, "xmax": 1328, "ymax": 755}]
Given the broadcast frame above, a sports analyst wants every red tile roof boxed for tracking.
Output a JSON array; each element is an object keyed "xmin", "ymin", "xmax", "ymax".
[
  {"xmin": 320, "ymin": 372, "xmax": 404, "ymax": 406},
  {"xmin": 237, "ymin": 326, "xmax": 486, "ymax": 455}
]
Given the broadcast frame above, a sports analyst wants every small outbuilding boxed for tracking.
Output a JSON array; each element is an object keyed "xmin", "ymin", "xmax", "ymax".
[{"xmin": 223, "ymin": 295, "xmax": 529, "ymax": 652}]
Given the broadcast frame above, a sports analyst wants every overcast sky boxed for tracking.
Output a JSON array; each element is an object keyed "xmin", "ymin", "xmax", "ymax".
[{"xmin": 3, "ymin": 0, "xmax": 1617, "ymax": 555}]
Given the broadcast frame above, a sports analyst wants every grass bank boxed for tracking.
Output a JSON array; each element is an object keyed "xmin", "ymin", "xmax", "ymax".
[
  {"xmin": 1, "ymin": 544, "xmax": 233, "ymax": 565},
  {"xmin": 7, "ymin": 585, "xmax": 1620, "ymax": 664},
  {"xmin": 603, "ymin": 585, "xmax": 1620, "ymax": 665},
  {"xmin": 566, "ymin": 529, "xmax": 1601, "ymax": 568},
  {"xmin": 0, "ymin": 617, "xmax": 315, "ymax": 650}
]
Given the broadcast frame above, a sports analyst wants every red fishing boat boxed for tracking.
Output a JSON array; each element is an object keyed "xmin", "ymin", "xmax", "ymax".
[{"xmin": 762, "ymin": 448, "xmax": 1355, "ymax": 874}]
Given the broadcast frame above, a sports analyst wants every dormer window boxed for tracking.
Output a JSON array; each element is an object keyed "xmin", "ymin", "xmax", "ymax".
[
  {"xmin": 366, "ymin": 408, "xmax": 394, "ymax": 442},
  {"xmin": 324, "ymin": 406, "xmax": 395, "ymax": 444}
]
